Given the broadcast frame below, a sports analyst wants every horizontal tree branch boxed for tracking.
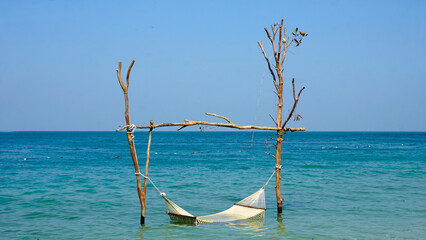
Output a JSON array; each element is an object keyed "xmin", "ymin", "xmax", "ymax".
[{"xmin": 117, "ymin": 122, "xmax": 305, "ymax": 132}]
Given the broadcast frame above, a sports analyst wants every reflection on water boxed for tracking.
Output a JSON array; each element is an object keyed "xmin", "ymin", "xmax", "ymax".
[
  {"xmin": 229, "ymin": 218, "xmax": 265, "ymax": 229},
  {"xmin": 276, "ymin": 214, "xmax": 289, "ymax": 237},
  {"xmin": 135, "ymin": 215, "xmax": 288, "ymax": 239},
  {"xmin": 136, "ymin": 225, "xmax": 147, "ymax": 240},
  {"xmin": 227, "ymin": 219, "xmax": 266, "ymax": 238}
]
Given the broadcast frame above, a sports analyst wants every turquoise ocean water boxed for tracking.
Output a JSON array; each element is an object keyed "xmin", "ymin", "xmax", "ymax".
[{"xmin": 0, "ymin": 131, "xmax": 425, "ymax": 239}]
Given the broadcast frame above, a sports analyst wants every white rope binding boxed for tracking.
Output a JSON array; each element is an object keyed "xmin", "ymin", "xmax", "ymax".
[
  {"xmin": 262, "ymin": 166, "xmax": 281, "ymax": 189},
  {"xmin": 126, "ymin": 124, "xmax": 136, "ymax": 139},
  {"xmin": 135, "ymin": 172, "xmax": 166, "ymax": 198}
]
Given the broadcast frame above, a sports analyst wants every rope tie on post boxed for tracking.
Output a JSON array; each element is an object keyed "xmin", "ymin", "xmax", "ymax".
[
  {"xmin": 263, "ymin": 167, "xmax": 279, "ymax": 189},
  {"xmin": 127, "ymin": 124, "xmax": 136, "ymax": 139},
  {"xmin": 135, "ymin": 172, "xmax": 166, "ymax": 198},
  {"xmin": 135, "ymin": 172, "xmax": 148, "ymax": 179},
  {"xmin": 275, "ymin": 164, "xmax": 282, "ymax": 171}
]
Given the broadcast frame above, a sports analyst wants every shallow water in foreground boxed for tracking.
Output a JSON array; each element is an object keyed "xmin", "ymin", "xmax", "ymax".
[{"xmin": 0, "ymin": 131, "xmax": 425, "ymax": 239}]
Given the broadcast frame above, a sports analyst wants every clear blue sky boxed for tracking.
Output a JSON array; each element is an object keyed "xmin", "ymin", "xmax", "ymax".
[{"xmin": 1, "ymin": 0, "xmax": 425, "ymax": 131}]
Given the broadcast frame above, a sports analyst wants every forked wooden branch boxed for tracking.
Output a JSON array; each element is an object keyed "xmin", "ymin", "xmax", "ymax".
[
  {"xmin": 282, "ymin": 79, "xmax": 305, "ymax": 128},
  {"xmin": 265, "ymin": 27, "xmax": 278, "ymax": 63},
  {"xmin": 117, "ymin": 60, "xmax": 135, "ymax": 92}
]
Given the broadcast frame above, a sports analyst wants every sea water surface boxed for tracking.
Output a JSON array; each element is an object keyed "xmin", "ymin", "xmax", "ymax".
[{"xmin": 0, "ymin": 131, "xmax": 425, "ymax": 239}]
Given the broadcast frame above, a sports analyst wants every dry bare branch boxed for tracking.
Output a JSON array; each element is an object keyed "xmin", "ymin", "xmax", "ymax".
[
  {"xmin": 116, "ymin": 123, "xmax": 305, "ymax": 132},
  {"xmin": 265, "ymin": 27, "xmax": 278, "ymax": 62},
  {"xmin": 282, "ymin": 86, "xmax": 305, "ymax": 128},
  {"xmin": 116, "ymin": 62, "xmax": 126, "ymax": 92},
  {"xmin": 257, "ymin": 41, "xmax": 279, "ymax": 91},
  {"xmin": 265, "ymin": 139, "xmax": 276, "ymax": 147},
  {"xmin": 126, "ymin": 60, "xmax": 135, "ymax": 87},
  {"xmin": 278, "ymin": 19, "xmax": 283, "ymax": 60},
  {"xmin": 148, "ymin": 121, "xmax": 278, "ymax": 130},
  {"xmin": 269, "ymin": 114, "xmax": 277, "ymax": 125},
  {"xmin": 269, "ymin": 136, "xmax": 278, "ymax": 141},
  {"xmin": 280, "ymin": 28, "xmax": 288, "ymax": 67},
  {"xmin": 205, "ymin": 112, "xmax": 232, "ymax": 123},
  {"xmin": 265, "ymin": 152, "xmax": 276, "ymax": 159},
  {"xmin": 177, "ymin": 125, "xmax": 187, "ymax": 131}
]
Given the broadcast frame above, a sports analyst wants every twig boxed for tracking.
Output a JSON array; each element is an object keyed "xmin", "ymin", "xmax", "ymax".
[
  {"xmin": 281, "ymin": 29, "xmax": 290, "ymax": 67},
  {"xmin": 265, "ymin": 139, "xmax": 276, "ymax": 147},
  {"xmin": 278, "ymin": 19, "xmax": 283, "ymax": 61},
  {"xmin": 257, "ymin": 41, "xmax": 279, "ymax": 91},
  {"xmin": 177, "ymin": 125, "xmax": 187, "ymax": 131},
  {"xmin": 282, "ymin": 85, "xmax": 305, "ymax": 128},
  {"xmin": 269, "ymin": 136, "xmax": 278, "ymax": 141},
  {"xmin": 264, "ymin": 152, "xmax": 276, "ymax": 159},
  {"xmin": 126, "ymin": 60, "xmax": 135, "ymax": 87},
  {"xmin": 269, "ymin": 114, "xmax": 277, "ymax": 125},
  {"xmin": 264, "ymin": 27, "xmax": 278, "ymax": 63},
  {"xmin": 116, "ymin": 62, "xmax": 126, "ymax": 92},
  {"xmin": 205, "ymin": 112, "xmax": 232, "ymax": 123}
]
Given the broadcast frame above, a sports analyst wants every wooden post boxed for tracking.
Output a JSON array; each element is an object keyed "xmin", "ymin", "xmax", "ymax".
[
  {"xmin": 116, "ymin": 60, "xmax": 146, "ymax": 225},
  {"xmin": 257, "ymin": 19, "xmax": 307, "ymax": 213},
  {"xmin": 142, "ymin": 120, "xmax": 153, "ymax": 223}
]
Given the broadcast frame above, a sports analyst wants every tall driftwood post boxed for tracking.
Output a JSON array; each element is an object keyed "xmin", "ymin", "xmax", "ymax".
[
  {"xmin": 258, "ymin": 19, "xmax": 307, "ymax": 213},
  {"xmin": 142, "ymin": 120, "xmax": 153, "ymax": 221},
  {"xmin": 116, "ymin": 60, "xmax": 147, "ymax": 225}
]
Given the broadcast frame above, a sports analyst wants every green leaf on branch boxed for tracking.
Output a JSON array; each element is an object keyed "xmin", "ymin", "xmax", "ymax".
[{"xmin": 295, "ymin": 38, "xmax": 302, "ymax": 47}]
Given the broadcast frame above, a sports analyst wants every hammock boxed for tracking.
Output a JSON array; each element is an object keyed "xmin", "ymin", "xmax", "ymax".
[
  {"xmin": 138, "ymin": 168, "xmax": 278, "ymax": 224},
  {"xmin": 164, "ymin": 187, "xmax": 266, "ymax": 224}
]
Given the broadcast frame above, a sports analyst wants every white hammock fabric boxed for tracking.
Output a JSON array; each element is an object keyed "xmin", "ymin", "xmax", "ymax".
[
  {"xmin": 164, "ymin": 186, "xmax": 267, "ymax": 224},
  {"xmin": 137, "ymin": 167, "xmax": 277, "ymax": 224}
]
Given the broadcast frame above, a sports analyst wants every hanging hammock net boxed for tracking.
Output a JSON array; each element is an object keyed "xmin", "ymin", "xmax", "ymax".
[
  {"xmin": 139, "ymin": 167, "xmax": 278, "ymax": 225},
  {"xmin": 164, "ymin": 187, "xmax": 266, "ymax": 224}
]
